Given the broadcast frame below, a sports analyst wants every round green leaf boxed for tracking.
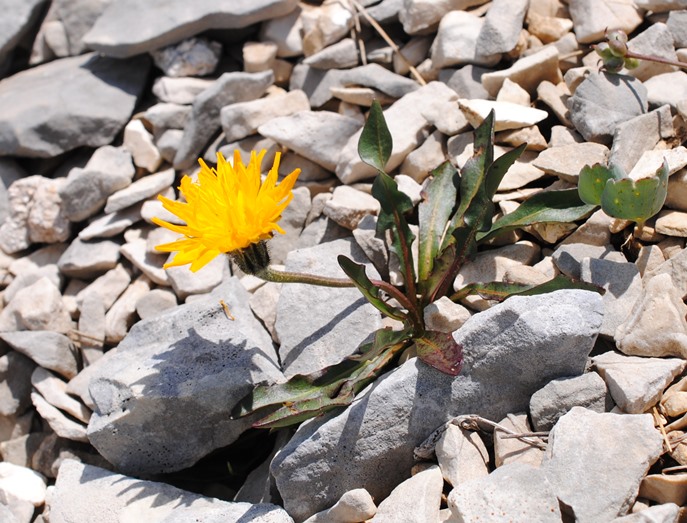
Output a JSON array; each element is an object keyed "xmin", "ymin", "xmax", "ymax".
[
  {"xmin": 578, "ymin": 163, "xmax": 624, "ymax": 206},
  {"xmin": 600, "ymin": 160, "xmax": 668, "ymax": 222}
]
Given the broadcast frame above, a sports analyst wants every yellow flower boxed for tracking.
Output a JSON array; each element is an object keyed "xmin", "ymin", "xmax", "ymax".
[{"xmin": 152, "ymin": 150, "xmax": 300, "ymax": 272}]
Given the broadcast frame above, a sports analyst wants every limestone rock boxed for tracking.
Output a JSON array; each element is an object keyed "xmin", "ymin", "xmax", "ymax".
[{"xmin": 371, "ymin": 465, "xmax": 443, "ymax": 522}]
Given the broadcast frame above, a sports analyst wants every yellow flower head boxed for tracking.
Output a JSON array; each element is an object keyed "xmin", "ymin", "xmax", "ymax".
[{"xmin": 152, "ymin": 150, "xmax": 300, "ymax": 272}]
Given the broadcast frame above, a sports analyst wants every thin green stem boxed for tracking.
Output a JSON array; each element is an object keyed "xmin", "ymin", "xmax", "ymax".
[
  {"xmin": 257, "ymin": 266, "xmax": 356, "ymax": 287},
  {"xmin": 625, "ymin": 50, "xmax": 687, "ymax": 70}
]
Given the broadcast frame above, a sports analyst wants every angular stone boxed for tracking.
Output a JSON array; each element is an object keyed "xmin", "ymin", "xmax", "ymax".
[
  {"xmin": 57, "ymin": 238, "xmax": 121, "ymax": 279},
  {"xmin": 423, "ymin": 297, "xmax": 471, "ymax": 334},
  {"xmin": 83, "ymin": 0, "xmax": 298, "ymax": 57},
  {"xmin": 439, "ymin": 65, "xmax": 491, "ymax": 100},
  {"xmin": 303, "ymin": 38, "xmax": 358, "ymax": 69},
  {"xmin": 551, "ymin": 243, "xmax": 618, "ymax": 279},
  {"xmin": 454, "ymin": 241, "xmax": 541, "ymax": 289},
  {"xmin": 49, "ymin": 459, "xmax": 293, "ymax": 522},
  {"xmin": 459, "ymin": 99, "xmax": 548, "ymax": 132},
  {"xmin": 568, "ymin": 72, "xmax": 648, "ymax": 144},
  {"xmin": 593, "ymin": 351, "xmax": 686, "ymax": 414},
  {"xmin": 75, "ymin": 264, "xmax": 131, "ymax": 312},
  {"xmin": 322, "ymin": 186, "xmax": 380, "ymax": 230},
  {"xmin": 134, "ymin": 288, "xmax": 177, "ymax": 321},
  {"xmin": 123, "ymin": 119, "xmax": 161, "ymax": 172},
  {"xmin": 151, "ymin": 37, "xmax": 221, "ymax": 78},
  {"xmin": 151, "ymin": 76, "xmax": 214, "ymax": 104},
  {"xmin": 430, "ymin": 10, "xmax": 500, "ymax": 69},
  {"xmin": 400, "ymin": 130, "xmax": 447, "ymax": 183},
  {"xmin": 259, "ymin": 111, "xmax": 361, "ymax": 172},
  {"xmin": 267, "ymin": 186, "xmax": 311, "ymax": 265},
  {"xmin": 0, "ymin": 352, "xmax": 35, "ymax": 417},
  {"xmin": 275, "ymin": 239, "xmax": 382, "ymax": 377},
  {"xmin": 173, "ymin": 70, "xmax": 274, "ymax": 170},
  {"xmin": 0, "ymin": 462, "xmax": 46, "ymax": 508},
  {"xmin": 0, "ymin": 277, "xmax": 72, "ymax": 333},
  {"xmin": 616, "ymin": 273, "xmax": 687, "ymax": 358},
  {"xmin": 104, "ymin": 168, "xmax": 175, "ymax": 214},
  {"xmin": 220, "ymin": 89, "xmax": 309, "ymax": 144},
  {"xmin": 530, "ymin": 373, "xmax": 610, "ymax": 431},
  {"xmin": 301, "ymin": 1, "xmax": 353, "ymax": 56},
  {"xmin": 0, "ymin": 0, "xmax": 46, "ymax": 65},
  {"xmin": 0, "ymin": 331, "xmax": 79, "ymax": 380},
  {"xmin": 567, "ymin": 0, "xmax": 642, "ymax": 44},
  {"xmin": 0, "ymin": 53, "xmax": 149, "ymax": 157},
  {"xmin": 371, "ymin": 465, "xmax": 443, "ymax": 522},
  {"xmin": 120, "ymin": 238, "xmax": 168, "ymax": 286},
  {"xmin": 580, "ymin": 257, "xmax": 642, "ymax": 338},
  {"xmin": 78, "ymin": 203, "xmax": 143, "ymax": 240},
  {"xmin": 655, "ymin": 210, "xmax": 687, "ymax": 238},
  {"xmin": 639, "ymin": 474, "xmax": 687, "ymax": 507},
  {"xmin": 271, "ymin": 290, "xmax": 603, "ymax": 520},
  {"xmin": 31, "ymin": 391, "xmax": 88, "ymax": 442},
  {"xmin": 31, "ymin": 367, "xmax": 89, "ymax": 424},
  {"xmin": 87, "ymin": 278, "xmax": 283, "ymax": 475},
  {"xmin": 259, "ymin": 5, "xmax": 303, "ymax": 58},
  {"xmin": 543, "ymin": 407, "xmax": 663, "ymax": 522},
  {"xmin": 613, "ymin": 503, "xmax": 680, "ymax": 522},
  {"xmin": 165, "ymin": 253, "xmax": 228, "ymax": 301},
  {"xmin": 627, "ymin": 23, "xmax": 678, "ymax": 82},
  {"xmin": 482, "ymin": 45, "xmax": 561, "ymax": 97},
  {"xmin": 609, "ymin": 105, "xmax": 674, "ymax": 173},
  {"xmin": 104, "ymin": 275, "xmax": 151, "ymax": 344},
  {"xmin": 436, "ymin": 424, "xmax": 489, "ymax": 487},
  {"xmin": 449, "ymin": 463, "xmax": 561, "ymax": 522},
  {"xmin": 493, "ymin": 413, "xmax": 545, "ymax": 468},
  {"xmin": 628, "ymin": 146, "xmax": 687, "ymax": 181},
  {"xmin": 303, "ymin": 488, "xmax": 376, "ymax": 523},
  {"xmin": 476, "ymin": 0, "xmax": 528, "ymax": 55}
]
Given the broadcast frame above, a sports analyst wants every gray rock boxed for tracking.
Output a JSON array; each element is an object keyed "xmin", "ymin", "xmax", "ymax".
[
  {"xmin": 567, "ymin": 0, "xmax": 642, "ymax": 44},
  {"xmin": 551, "ymin": 243, "xmax": 619, "ymax": 279},
  {"xmin": 435, "ymin": 423, "xmax": 489, "ymax": 487},
  {"xmin": 271, "ymin": 290, "xmax": 603, "ymax": 520},
  {"xmin": 533, "ymin": 142, "xmax": 609, "ymax": 183},
  {"xmin": 76, "ymin": 291, "xmax": 106, "ymax": 366},
  {"xmin": 75, "ymin": 264, "xmax": 130, "ymax": 312},
  {"xmin": 612, "ymin": 503, "xmax": 680, "ymax": 522},
  {"xmin": 103, "ymin": 275, "xmax": 151, "ymax": 344},
  {"xmin": 275, "ymin": 238, "xmax": 382, "ymax": 378},
  {"xmin": 430, "ymin": 10, "xmax": 501, "ymax": 69},
  {"xmin": 0, "ymin": 0, "xmax": 47, "ymax": 66},
  {"xmin": 0, "ymin": 159, "xmax": 25, "ymax": 226},
  {"xmin": 530, "ymin": 373, "xmax": 610, "ymax": 431},
  {"xmin": 151, "ymin": 37, "xmax": 221, "ymax": 77},
  {"xmin": 303, "ymin": 38, "xmax": 359, "ymax": 69},
  {"xmin": 646, "ymin": 246, "xmax": 687, "ymax": 299},
  {"xmin": 399, "ymin": 0, "xmax": 488, "ymax": 34},
  {"xmin": 31, "ymin": 368, "xmax": 89, "ymax": 424},
  {"xmin": 259, "ymin": 5, "xmax": 303, "ymax": 58},
  {"xmin": 323, "ymin": 186, "xmax": 380, "ymax": 230},
  {"xmin": 0, "ymin": 176, "xmax": 41, "ymax": 254},
  {"xmin": 54, "ymin": 0, "xmax": 111, "ymax": 56},
  {"xmin": 135, "ymin": 289, "xmax": 177, "ymax": 320},
  {"xmin": 86, "ymin": 278, "xmax": 284, "ymax": 474},
  {"xmin": 59, "ymin": 146, "xmax": 136, "ymax": 222},
  {"xmin": 220, "ymin": 89, "xmax": 310, "ymax": 144},
  {"xmin": 151, "ymin": 76, "xmax": 214, "ymax": 104},
  {"xmin": 165, "ymin": 253, "xmax": 228, "ymax": 301},
  {"xmin": 627, "ymin": 23, "xmax": 678, "ymax": 82},
  {"xmin": 173, "ymin": 70, "xmax": 274, "ymax": 170},
  {"xmin": 122, "ymin": 119, "xmax": 161, "ymax": 172},
  {"xmin": 0, "ymin": 277, "xmax": 73, "ymax": 334},
  {"xmin": 580, "ymin": 257, "xmax": 642, "ymax": 338},
  {"xmin": 593, "ymin": 351, "xmax": 686, "ymax": 414},
  {"xmin": 493, "ymin": 412, "xmax": 544, "ymax": 468},
  {"xmin": 482, "ymin": 46, "xmax": 562, "ymax": 98},
  {"xmin": 3, "ymin": 265, "xmax": 62, "ymax": 304},
  {"xmin": 104, "ymin": 168, "xmax": 175, "ymax": 214},
  {"xmin": 543, "ymin": 407, "xmax": 663, "ymax": 522},
  {"xmin": 49, "ymin": 459, "xmax": 294, "ymax": 522},
  {"xmin": 567, "ymin": 72, "xmax": 648, "ymax": 144},
  {"xmin": 0, "ymin": 352, "xmax": 36, "ymax": 417},
  {"xmin": 0, "ymin": 53, "xmax": 150, "ymax": 157},
  {"xmin": 82, "ymin": 0, "xmax": 298, "ymax": 57},
  {"xmin": 258, "ymin": 111, "xmax": 361, "ymax": 172},
  {"xmin": 303, "ymin": 488, "xmax": 376, "ymax": 523},
  {"xmin": 644, "ymin": 71, "xmax": 687, "ymax": 110},
  {"xmin": 476, "ymin": 0, "xmax": 528, "ymax": 55},
  {"xmin": 57, "ymin": 237, "xmax": 121, "ymax": 279},
  {"xmin": 143, "ymin": 102, "xmax": 191, "ymax": 136},
  {"xmin": 0, "ymin": 331, "xmax": 79, "ymax": 380},
  {"xmin": 609, "ymin": 105, "xmax": 675, "ymax": 173},
  {"xmin": 78, "ymin": 203, "xmax": 143, "ymax": 240},
  {"xmin": 448, "ymin": 463, "xmax": 561, "ymax": 522},
  {"xmin": 371, "ymin": 465, "xmax": 443, "ymax": 522},
  {"xmin": 267, "ymin": 186, "xmax": 311, "ymax": 265},
  {"xmin": 667, "ymin": 10, "xmax": 687, "ymax": 47},
  {"xmin": 439, "ymin": 66, "xmax": 492, "ymax": 100},
  {"xmin": 119, "ymin": 238, "xmax": 168, "ymax": 286}
]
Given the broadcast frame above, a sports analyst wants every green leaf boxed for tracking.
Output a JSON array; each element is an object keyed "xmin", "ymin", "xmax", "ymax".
[
  {"xmin": 600, "ymin": 159, "xmax": 669, "ymax": 223},
  {"xmin": 478, "ymin": 189, "xmax": 596, "ymax": 244},
  {"xmin": 578, "ymin": 163, "xmax": 624, "ymax": 206},
  {"xmin": 372, "ymin": 171, "xmax": 417, "ymax": 287},
  {"xmin": 358, "ymin": 100, "xmax": 392, "ymax": 172},
  {"xmin": 415, "ymin": 331, "xmax": 463, "ymax": 376},
  {"xmin": 337, "ymin": 255, "xmax": 407, "ymax": 321},
  {"xmin": 417, "ymin": 162, "xmax": 458, "ymax": 284},
  {"xmin": 485, "ymin": 143, "xmax": 527, "ymax": 198}
]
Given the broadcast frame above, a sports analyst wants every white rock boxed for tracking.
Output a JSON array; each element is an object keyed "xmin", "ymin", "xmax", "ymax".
[
  {"xmin": 123, "ymin": 119, "xmax": 162, "ymax": 172},
  {"xmin": 567, "ymin": 0, "xmax": 642, "ymax": 44},
  {"xmin": 593, "ymin": 351, "xmax": 686, "ymax": 414},
  {"xmin": 259, "ymin": 6, "xmax": 303, "ymax": 58},
  {"xmin": 0, "ymin": 277, "xmax": 72, "ymax": 333},
  {"xmin": 165, "ymin": 252, "xmax": 228, "ymax": 301},
  {"xmin": 31, "ymin": 392, "xmax": 87, "ymax": 442},
  {"xmin": 496, "ymin": 78, "xmax": 531, "ymax": 106},
  {"xmin": 104, "ymin": 275, "xmax": 151, "ymax": 344},
  {"xmin": 76, "ymin": 264, "xmax": 131, "ymax": 312},
  {"xmin": 301, "ymin": 0, "xmax": 354, "ymax": 56},
  {"xmin": 0, "ymin": 462, "xmax": 46, "ymax": 506},
  {"xmin": 423, "ymin": 297, "xmax": 472, "ymax": 333},
  {"xmin": 78, "ymin": 203, "xmax": 143, "ymax": 240},
  {"xmin": 323, "ymin": 186, "xmax": 380, "ymax": 230},
  {"xmin": 494, "ymin": 413, "xmax": 545, "ymax": 468},
  {"xmin": 400, "ymin": 130, "xmax": 447, "ymax": 183},
  {"xmin": 120, "ymin": 238, "xmax": 169, "ymax": 286},
  {"xmin": 628, "ymin": 146, "xmax": 687, "ymax": 181},
  {"xmin": 481, "ymin": 45, "xmax": 561, "ymax": 97},
  {"xmin": 436, "ymin": 424, "xmax": 489, "ymax": 487},
  {"xmin": 533, "ymin": 142, "xmax": 609, "ymax": 183},
  {"xmin": 151, "ymin": 76, "xmax": 215, "ymax": 105},
  {"xmin": 454, "ymin": 241, "xmax": 541, "ymax": 289},
  {"xmin": 31, "ymin": 367, "xmax": 90, "ymax": 424},
  {"xmin": 459, "ymin": 99, "xmax": 548, "ymax": 131},
  {"xmin": 430, "ymin": 10, "xmax": 500, "ymax": 69},
  {"xmin": 399, "ymin": 0, "xmax": 488, "ymax": 34},
  {"xmin": 104, "ymin": 168, "xmax": 175, "ymax": 214},
  {"xmin": 371, "ymin": 465, "xmax": 443, "ymax": 522},
  {"xmin": 477, "ymin": 0, "xmax": 528, "ymax": 55},
  {"xmin": 242, "ymin": 41, "xmax": 278, "ymax": 73},
  {"xmin": 655, "ymin": 210, "xmax": 687, "ymax": 238},
  {"xmin": 135, "ymin": 288, "xmax": 177, "ymax": 320},
  {"xmin": 304, "ymin": 488, "xmax": 377, "ymax": 523}
]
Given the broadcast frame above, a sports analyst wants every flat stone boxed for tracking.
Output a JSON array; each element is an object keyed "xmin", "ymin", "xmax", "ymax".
[
  {"xmin": 173, "ymin": 70, "xmax": 274, "ymax": 170},
  {"xmin": 134, "ymin": 288, "xmax": 177, "ymax": 321},
  {"xmin": 220, "ymin": 89, "xmax": 309, "ymax": 143},
  {"xmin": 496, "ymin": 125, "xmax": 548, "ymax": 152},
  {"xmin": 165, "ymin": 253, "xmax": 228, "ymax": 301},
  {"xmin": 58, "ymin": 237, "xmax": 121, "ymax": 279},
  {"xmin": 49, "ymin": 460, "xmax": 293, "ymax": 522},
  {"xmin": 0, "ymin": 53, "xmax": 149, "ymax": 157},
  {"xmin": 31, "ymin": 367, "xmax": 89, "ymax": 424},
  {"xmin": 530, "ymin": 373, "xmax": 610, "ymax": 431},
  {"xmin": 120, "ymin": 238, "xmax": 168, "ymax": 286},
  {"xmin": 151, "ymin": 36, "xmax": 221, "ymax": 77},
  {"xmin": 449, "ymin": 463, "xmax": 561, "ymax": 522},
  {"xmin": 151, "ymin": 76, "xmax": 214, "ymax": 105},
  {"xmin": 0, "ymin": 432, "xmax": 43, "ymax": 469},
  {"xmin": 609, "ymin": 105, "xmax": 675, "ymax": 173},
  {"xmin": 476, "ymin": 0, "xmax": 528, "ymax": 55},
  {"xmin": 268, "ymin": 186, "xmax": 312, "ymax": 265},
  {"xmin": 636, "ymin": 244, "xmax": 666, "ymax": 277},
  {"xmin": 0, "ymin": 177, "xmax": 45, "ymax": 254},
  {"xmin": 436, "ymin": 424, "xmax": 489, "ymax": 487},
  {"xmin": 667, "ymin": 169, "xmax": 687, "ymax": 213},
  {"xmin": 537, "ymin": 81, "xmax": 572, "ymax": 127},
  {"xmin": 527, "ymin": 12, "xmax": 574, "ymax": 43},
  {"xmin": 612, "ymin": 503, "xmax": 680, "ymax": 522},
  {"xmin": 628, "ymin": 146, "xmax": 687, "ymax": 181},
  {"xmin": 399, "ymin": 0, "xmax": 488, "ymax": 34},
  {"xmin": 0, "ymin": 331, "xmax": 79, "ymax": 380},
  {"xmin": 31, "ymin": 391, "xmax": 88, "ymax": 442},
  {"xmin": 271, "ymin": 290, "xmax": 603, "ymax": 520},
  {"xmin": 627, "ymin": 23, "xmax": 678, "ymax": 82},
  {"xmin": 482, "ymin": 45, "xmax": 561, "ymax": 97},
  {"xmin": 303, "ymin": 489, "xmax": 376, "ymax": 523},
  {"xmin": 567, "ymin": 0, "xmax": 642, "ymax": 44},
  {"xmin": 0, "ymin": 0, "xmax": 46, "ymax": 65},
  {"xmin": 323, "ymin": 186, "xmax": 380, "ymax": 230},
  {"xmin": 83, "ymin": 0, "xmax": 298, "ymax": 57},
  {"xmin": 303, "ymin": 38, "xmax": 358, "ymax": 69},
  {"xmin": 551, "ymin": 243, "xmax": 619, "ymax": 279},
  {"xmin": 580, "ymin": 257, "xmax": 642, "ymax": 338},
  {"xmin": 493, "ymin": 413, "xmax": 545, "ymax": 468},
  {"xmin": 430, "ymin": 10, "xmax": 501, "ymax": 69},
  {"xmin": 400, "ymin": 130, "xmax": 447, "ymax": 183},
  {"xmin": 259, "ymin": 5, "xmax": 303, "ymax": 58},
  {"xmin": 104, "ymin": 275, "xmax": 151, "ymax": 344},
  {"xmin": 143, "ymin": 103, "xmax": 190, "ymax": 136},
  {"xmin": 423, "ymin": 297, "xmax": 472, "ymax": 334},
  {"xmin": 87, "ymin": 278, "xmax": 283, "ymax": 475},
  {"xmin": 122, "ymin": 119, "xmax": 161, "ymax": 172},
  {"xmin": 535, "ymin": 143, "xmax": 610, "ymax": 184},
  {"xmin": 336, "ymin": 82, "xmax": 460, "ymax": 184},
  {"xmin": 371, "ymin": 465, "xmax": 443, "ymax": 522},
  {"xmin": 259, "ymin": 111, "xmax": 361, "ymax": 172},
  {"xmin": 76, "ymin": 291, "xmax": 106, "ymax": 366},
  {"xmin": 617, "ymin": 273, "xmax": 687, "ymax": 358},
  {"xmin": 78, "ymin": 203, "xmax": 142, "ymax": 241},
  {"xmin": 593, "ymin": 351, "xmax": 686, "ymax": 414},
  {"xmin": 568, "ymin": 72, "xmax": 648, "ymax": 144},
  {"xmin": 655, "ymin": 210, "xmax": 687, "ymax": 238},
  {"xmin": 454, "ymin": 241, "xmax": 541, "ymax": 289},
  {"xmin": 301, "ymin": 1, "xmax": 353, "ymax": 56},
  {"xmin": 104, "ymin": 168, "xmax": 175, "ymax": 214},
  {"xmin": 0, "ymin": 352, "xmax": 35, "ymax": 417},
  {"xmin": 0, "ymin": 277, "xmax": 72, "ymax": 334},
  {"xmin": 439, "ymin": 65, "xmax": 491, "ymax": 100},
  {"xmin": 75, "ymin": 264, "xmax": 131, "ymax": 312},
  {"xmin": 639, "ymin": 474, "xmax": 687, "ymax": 506},
  {"xmin": 543, "ymin": 407, "xmax": 663, "ymax": 522},
  {"xmin": 275, "ymin": 239, "xmax": 382, "ymax": 377},
  {"xmin": 459, "ymin": 99, "xmax": 548, "ymax": 132},
  {"xmin": 59, "ymin": 146, "xmax": 136, "ymax": 222}
]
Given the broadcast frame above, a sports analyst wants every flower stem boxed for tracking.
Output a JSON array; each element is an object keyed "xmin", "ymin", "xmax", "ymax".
[{"xmin": 257, "ymin": 266, "xmax": 356, "ymax": 288}]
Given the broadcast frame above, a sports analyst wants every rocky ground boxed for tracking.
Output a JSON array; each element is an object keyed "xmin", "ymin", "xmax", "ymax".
[{"xmin": 1, "ymin": 0, "xmax": 687, "ymax": 522}]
